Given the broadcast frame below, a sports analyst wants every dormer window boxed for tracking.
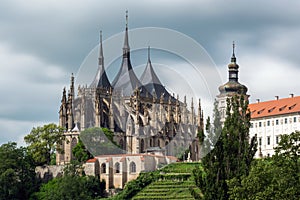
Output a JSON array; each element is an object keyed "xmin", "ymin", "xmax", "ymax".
[
  {"xmin": 288, "ymin": 104, "xmax": 296, "ymax": 110},
  {"xmin": 279, "ymin": 105, "xmax": 287, "ymax": 111}
]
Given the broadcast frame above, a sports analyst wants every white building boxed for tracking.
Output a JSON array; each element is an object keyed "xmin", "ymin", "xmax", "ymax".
[{"xmin": 249, "ymin": 95, "xmax": 300, "ymax": 158}]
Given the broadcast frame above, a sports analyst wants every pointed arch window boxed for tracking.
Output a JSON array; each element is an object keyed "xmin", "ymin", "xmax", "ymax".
[
  {"xmin": 115, "ymin": 162, "xmax": 120, "ymax": 173},
  {"xmin": 101, "ymin": 163, "xmax": 106, "ymax": 174},
  {"xmin": 129, "ymin": 162, "xmax": 136, "ymax": 173}
]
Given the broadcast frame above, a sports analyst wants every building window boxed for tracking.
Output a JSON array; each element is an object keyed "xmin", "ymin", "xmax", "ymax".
[
  {"xmin": 259, "ymin": 122, "xmax": 262, "ymax": 127},
  {"xmin": 115, "ymin": 162, "xmax": 120, "ymax": 173},
  {"xmin": 276, "ymin": 119, "xmax": 279, "ymax": 125},
  {"xmin": 250, "ymin": 123, "xmax": 253, "ymax": 128},
  {"xmin": 140, "ymin": 139, "xmax": 144, "ymax": 153},
  {"xmin": 259, "ymin": 137, "xmax": 262, "ymax": 146},
  {"xmin": 267, "ymin": 136, "xmax": 270, "ymax": 145},
  {"xmin": 276, "ymin": 136, "xmax": 279, "ymax": 144},
  {"xmin": 101, "ymin": 163, "xmax": 106, "ymax": 174},
  {"xmin": 294, "ymin": 117, "xmax": 297, "ymax": 123},
  {"xmin": 285, "ymin": 118, "xmax": 288, "ymax": 124},
  {"xmin": 129, "ymin": 162, "xmax": 136, "ymax": 173},
  {"xmin": 267, "ymin": 121, "xmax": 270, "ymax": 126},
  {"xmin": 119, "ymin": 139, "xmax": 124, "ymax": 150}
]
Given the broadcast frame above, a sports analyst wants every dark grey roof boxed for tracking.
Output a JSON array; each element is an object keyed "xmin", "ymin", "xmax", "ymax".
[
  {"xmin": 140, "ymin": 47, "xmax": 173, "ymax": 101},
  {"xmin": 90, "ymin": 32, "xmax": 111, "ymax": 89},
  {"xmin": 112, "ymin": 14, "xmax": 150, "ymax": 97}
]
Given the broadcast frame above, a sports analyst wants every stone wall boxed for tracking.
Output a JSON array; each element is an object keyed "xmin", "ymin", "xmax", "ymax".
[{"xmin": 35, "ymin": 165, "xmax": 64, "ymax": 182}]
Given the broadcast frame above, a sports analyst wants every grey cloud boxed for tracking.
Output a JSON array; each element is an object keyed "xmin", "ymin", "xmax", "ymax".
[{"xmin": 1, "ymin": 0, "xmax": 300, "ymax": 144}]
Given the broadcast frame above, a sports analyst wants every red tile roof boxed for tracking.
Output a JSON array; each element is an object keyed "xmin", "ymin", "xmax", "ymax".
[
  {"xmin": 86, "ymin": 158, "xmax": 97, "ymax": 163},
  {"xmin": 248, "ymin": 96, "xmax": 300, "ymax": 119}
]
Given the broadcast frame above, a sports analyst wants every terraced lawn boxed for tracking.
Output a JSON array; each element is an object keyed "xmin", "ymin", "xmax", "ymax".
[
  {"xmin": 132, "ymin": 162, "xmax": 203, "ymax": 200},
  {"xmin": 132, "ymin": 180, "xmax": 196, "ymax": 200}
]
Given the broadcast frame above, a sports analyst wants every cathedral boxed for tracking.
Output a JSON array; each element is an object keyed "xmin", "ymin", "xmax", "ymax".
[{"xmin": 56, "ymin": 13, "xmax": 204, "ymax": 166}]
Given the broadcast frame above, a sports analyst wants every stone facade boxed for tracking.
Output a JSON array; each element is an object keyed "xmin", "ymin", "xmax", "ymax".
[{"xmin": 84, "ymin": 154, "xmax": 177, "ymax": 190}]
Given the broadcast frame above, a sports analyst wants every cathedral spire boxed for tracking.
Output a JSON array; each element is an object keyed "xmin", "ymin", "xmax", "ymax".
[
  {"xmin": 70, "ymin": 73, "xmax": 74, "ymax": 99},
  {"xmin": 61, "ymin": 87, "xmax": 67, "ymax": 104},
  {"xmin": 99, "ymin": 30, "xmax": 104, "ymax": 66},
  {"xmin": 123, "ymin": 10, "xmax": 130, "ymax": 58},
  {"xmin": 90, "ymin": 31, "xmax": 111, "ymax": 89},
  {"xmin": 148, "ymin": 46, "xmax": 150, "ymax": 62}
]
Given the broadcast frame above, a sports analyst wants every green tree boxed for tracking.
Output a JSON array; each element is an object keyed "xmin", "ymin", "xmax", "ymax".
[
  {"xmin": 24, "ymin": 123, "xmax": 65, "ymax": 165},
  {"xmin": 194, "ymin": 95, "xmax": 257, "ymax": 199},
  {"xmin": 193, "ymin": 100, "xmax": 225, "ymax": 199},
  {"xmin": 72, "ymin": 138, "xmax": 93, "ymax": 163},
  {"xmin": 0, "ymin": 142, "xmax": 39, "ymax": 200},
  {"xmin": 33, "ymin": 174, "xmax": 106, "ymax": 200},
  {"xmin": 228, "ymin": 131, "xmax": 300, "ymax": 199}
]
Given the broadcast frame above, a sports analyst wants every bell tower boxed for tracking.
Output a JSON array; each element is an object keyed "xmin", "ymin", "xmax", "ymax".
[{"xmin": 217, "ymin": 42, "xmax": 248, "ymax": 123}]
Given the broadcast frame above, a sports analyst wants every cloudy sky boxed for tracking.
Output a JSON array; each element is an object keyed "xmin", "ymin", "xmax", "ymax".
[{"xmin": 1, "ymin": 0, "xmax": 300, "ymax": 145}]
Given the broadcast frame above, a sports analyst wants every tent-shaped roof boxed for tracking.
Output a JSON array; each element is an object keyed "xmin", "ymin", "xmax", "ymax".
[
  {"xmin": 90, "ymin": 31, "xmax": 111, "ymax": 89},
  {"xmin": 140, "ymin": 47, "xmax": 173, "ymax": 101}
]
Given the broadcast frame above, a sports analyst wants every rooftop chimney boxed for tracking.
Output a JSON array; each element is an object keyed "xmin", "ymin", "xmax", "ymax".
[
  {"xmin": 275, "ymin": 96, "xmax": 279, "ymax": 100},
  {"xmin": 290, "ymin": 93, "xmax": 294, "ymax": 98},
  {"xmin": 256, "ymin": 99, "xmax": 260, "ymax": 103}
]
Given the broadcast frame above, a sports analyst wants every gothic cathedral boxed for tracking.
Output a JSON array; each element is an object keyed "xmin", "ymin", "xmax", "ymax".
[{"xmin": 56, "ymin": 13, "xmax": 204, "ymax": 165}]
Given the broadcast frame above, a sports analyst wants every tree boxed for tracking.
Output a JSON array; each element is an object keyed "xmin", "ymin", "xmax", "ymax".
[
  {"xmin": 33, "ymin": 173, "xmax": 106, "ymax": 200},
  {"xmin": 0, "ymin": 142, "xmax": 39, "ymax": 200},
  {"xmin": 24, "ymin": 123, "xmax": 65, "ymax": 165},
  {"xmin": 228, "ymin": 132, "xmax": 300, "ymax": 199},
  {"xmin": 72, "ymin": 138, "xmax": 93, "ymax": 163},
  {"xmin": 194, "ymin": 95, "xmax": 257, "ymax": 199}
]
